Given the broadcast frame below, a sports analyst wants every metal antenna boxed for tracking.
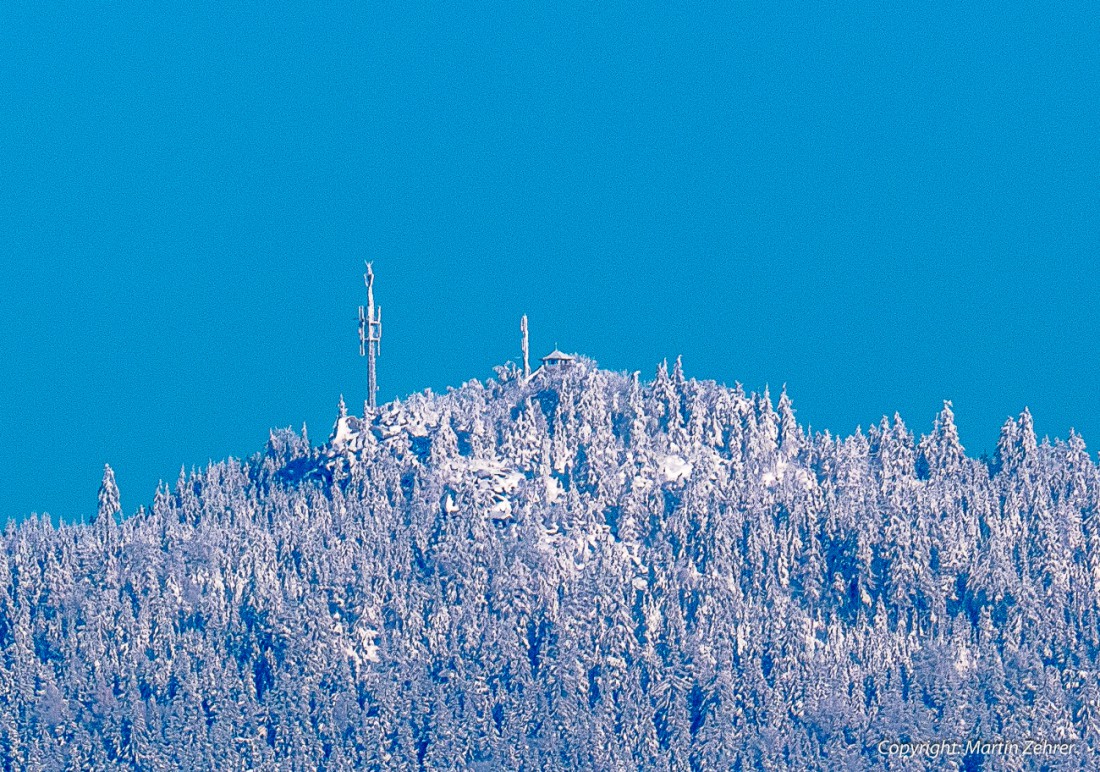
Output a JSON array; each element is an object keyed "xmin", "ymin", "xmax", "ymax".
[
  {"xmin": 521, "ymin": 314, "xmax": 530, "ymax": 379},
  {"xmin": 358, "ymin": 262, "xmax": 382, "ymax": 409}
]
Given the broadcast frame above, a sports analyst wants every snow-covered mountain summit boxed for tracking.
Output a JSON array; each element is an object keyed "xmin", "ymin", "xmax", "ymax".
[{"xmin": 2, "ymin": 359, "xmax": 1099, "ymax": 768}]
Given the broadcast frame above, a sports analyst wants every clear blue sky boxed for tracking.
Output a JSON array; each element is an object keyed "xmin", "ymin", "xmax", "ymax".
[{"xmin": 1, "ymin": 2, "xmax": 1097, "ymax": 522}]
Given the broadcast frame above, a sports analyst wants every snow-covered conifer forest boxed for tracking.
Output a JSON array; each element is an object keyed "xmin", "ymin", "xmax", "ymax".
[{"xmin": 2, "ymin": 359, "xmax": 1099, "ymax": 769}]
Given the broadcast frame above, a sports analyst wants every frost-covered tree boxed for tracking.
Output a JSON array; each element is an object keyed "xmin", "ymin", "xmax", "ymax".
[{"xmin": 1, "ymin": 359, "xmax": 1099, "ymax": 769}]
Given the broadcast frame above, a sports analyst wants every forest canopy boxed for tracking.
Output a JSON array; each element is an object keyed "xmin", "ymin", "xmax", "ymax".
[{"xmin": 2, "ymin": 359, "xmax": 1097, "ymax": 769}]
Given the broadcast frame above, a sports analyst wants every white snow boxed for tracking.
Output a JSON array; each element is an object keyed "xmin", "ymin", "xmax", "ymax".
[
  {"xmin": 761, "ymin": 456, "xmax": 816, "ymax": 491},
  {"xmin": 545, "ymin": 475, "xmax": 564, "ymax": 503},
  {"xmin": 330, "ymin": 416, "xmax": 357, "ymax": 451},
  {"xmin": 659, "ymin": 455, "xmax": 692, "ymax": 483},
  {"xmin": 357, "ymin": 626, "xmax": 381, "ymax": 663}
]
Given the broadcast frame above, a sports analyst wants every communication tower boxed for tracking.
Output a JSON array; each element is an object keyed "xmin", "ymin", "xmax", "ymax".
[{"xmin": 358, "ymin": 262, "xmax": 382, "ymax": 409}]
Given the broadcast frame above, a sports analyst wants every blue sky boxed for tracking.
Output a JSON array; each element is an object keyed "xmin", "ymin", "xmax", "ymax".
[{"xmin": 1, "ymin": 2, "xmax": 1098, "ymax": 522}]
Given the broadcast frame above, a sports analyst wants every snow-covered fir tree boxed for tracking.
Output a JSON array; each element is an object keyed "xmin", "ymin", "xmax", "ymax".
[{"xmin": 1, "ymin": 358, "xmax": 1098, "ymax": 769}]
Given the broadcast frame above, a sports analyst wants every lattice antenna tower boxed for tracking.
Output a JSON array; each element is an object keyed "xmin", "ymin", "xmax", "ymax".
[
  {"xmin": 358, "ymin": 262, "xmax": 382, "ymax": 409},
  {"xmin": 521, "ymin": 314, "xmax": 530, "ymax": 379}
]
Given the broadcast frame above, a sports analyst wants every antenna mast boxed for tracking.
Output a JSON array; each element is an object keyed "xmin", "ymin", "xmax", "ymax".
[
  {"xmin": 521, "ymin": 314, "xmax": 530, "ymax": 379},
  {"xmin": 358, "ymin": 262, "xmax": 382, "ymax": 409}
]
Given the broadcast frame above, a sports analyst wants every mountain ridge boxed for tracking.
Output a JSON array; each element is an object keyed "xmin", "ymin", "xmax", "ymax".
[{"xmin": 1, "ymin": 359, "xmax": 1098, "ymax": 769}]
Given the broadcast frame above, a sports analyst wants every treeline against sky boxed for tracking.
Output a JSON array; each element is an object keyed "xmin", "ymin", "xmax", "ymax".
[{"xmin": 2, "ymin": 360, "xmax": 1099, "ymax": 769}]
